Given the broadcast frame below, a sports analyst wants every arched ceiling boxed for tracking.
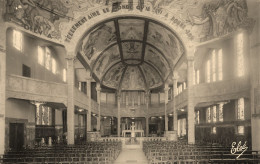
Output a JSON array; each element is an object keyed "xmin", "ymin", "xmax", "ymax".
[{"xmin": 78, "ymin": 17, "xmax": 185, "ymax": 91}]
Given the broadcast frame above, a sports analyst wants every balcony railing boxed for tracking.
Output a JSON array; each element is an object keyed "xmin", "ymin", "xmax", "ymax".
[
  {"xmin": 6, "ymin": 74, "xmax": 67, "ymax": 103},
  {"xmin": 192, "ymin": 77, "xmax": 250, "ymax": 103}
]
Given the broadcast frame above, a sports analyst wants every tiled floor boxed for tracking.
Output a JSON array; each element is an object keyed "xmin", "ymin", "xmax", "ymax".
[{"xmin": 114, "ymin": 148, "xmax": 148, "ymax": 164}]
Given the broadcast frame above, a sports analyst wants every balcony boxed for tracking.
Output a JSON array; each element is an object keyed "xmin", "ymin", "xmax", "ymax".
[
  {"xmin": 193, "ymin": 77, "xmax": 250, "ymax": 104},
  {"xmin": 6, "ymin": 74, "xmax": 67, "ymax": 104}
]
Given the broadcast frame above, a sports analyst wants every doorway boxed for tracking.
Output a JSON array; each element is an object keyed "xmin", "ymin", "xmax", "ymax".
[{"xmin": 9, "ymin": 123, "xmax": 24, "ymax": 150}]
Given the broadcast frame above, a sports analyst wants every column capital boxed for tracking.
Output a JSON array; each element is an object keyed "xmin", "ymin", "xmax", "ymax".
[
  {"xmin": 172, "ymin": 71, "xmax": 178, "ymax": 80},
  {"xmin": 65, "ymin": 55, "xmax": 76, "ymax": 61},
  {"xmin": 96, "ymin": 83, "xmax": 101, "ymax": 92}
]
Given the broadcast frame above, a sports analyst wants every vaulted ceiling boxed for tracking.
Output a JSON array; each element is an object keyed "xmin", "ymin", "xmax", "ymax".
[{"xmin": 77, "ymin": 17, "xmax": 185, "ymax": 91}]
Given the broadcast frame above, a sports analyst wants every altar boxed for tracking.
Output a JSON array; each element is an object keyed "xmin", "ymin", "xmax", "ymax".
[{"xmin": 122, "ymin": 129, "xmax": 144, "ymax": 137}]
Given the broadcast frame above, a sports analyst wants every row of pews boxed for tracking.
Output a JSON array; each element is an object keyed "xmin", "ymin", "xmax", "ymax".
[
  {"xmin": 143, "ymin": 140, "xmax": 260, "ymax": 164},
  {"xmin": 0, "ymin": 141, "xmax": 122, "ymax": 164}
]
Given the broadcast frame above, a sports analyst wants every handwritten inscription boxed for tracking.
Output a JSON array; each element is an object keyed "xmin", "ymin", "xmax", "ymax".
[{"xmin": 231, "ymin": 141, "xmax": 248, "ymax": 159}]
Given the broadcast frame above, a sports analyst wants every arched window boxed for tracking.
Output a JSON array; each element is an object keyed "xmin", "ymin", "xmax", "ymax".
[
  {"xmin": 237, "ymin": 33, "xmax": 245, "ymax": 77},
  {"xmin": 13, "ymin": 30, "xmax": 23, "ymax": 52}
]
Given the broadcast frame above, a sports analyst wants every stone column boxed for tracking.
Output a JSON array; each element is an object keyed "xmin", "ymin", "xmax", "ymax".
[
  {"xmin": 0, "ymin": 47, "xmax": 6, "ymax": 155},
  {"xmin": 172, "ymin": 72, "xmax": 178, "ymax": 131},
  {"xmin": 164, "ymin": 84, "xmax": 169, "ymax": 131},
  {"xmin": 117, "ymin": 93, "xmax": 121, "ymax": 137},
  {"xmin": 96, "ymin": 83, "xmax": 101, "ymax": 131},
  {"xmin": 187, "ymin": 56, "xmax": 195, "ymax": 144},
  {"xmin": 146, "ymin": 117, "xmax": 149, "ymax": 137},
  {"xmin": 145, "ymin": 91, "xmax": 150, "ymax": 136},
  {"xmin": 66, "ymin": 55, "xmax": 75, "ymax": 145},
  {"xmin": 86, "ymin": 75, "xmax": 92, "ymax": 132}
]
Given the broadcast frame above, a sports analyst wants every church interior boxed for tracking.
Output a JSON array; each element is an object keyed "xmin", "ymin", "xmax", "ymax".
[{"xmin": 0, "ymin": 0, "xmax": 260, "ymax": 163}]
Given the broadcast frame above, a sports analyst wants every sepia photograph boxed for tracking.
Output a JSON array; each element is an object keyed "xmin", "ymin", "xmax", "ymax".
[{"xmin": 0, "ymin": 0, "xmax": 260, "ymax": 163}]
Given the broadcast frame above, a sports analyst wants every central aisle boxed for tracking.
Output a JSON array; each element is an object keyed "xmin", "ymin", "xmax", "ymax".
[{"xmin": 114, "ymin": 148, "xmax": 148, "ymax": 164}]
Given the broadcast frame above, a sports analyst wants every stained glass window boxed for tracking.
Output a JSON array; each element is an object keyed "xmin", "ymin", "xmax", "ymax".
[
  {"xmin": 207, "ymin": 107, "xmax": 211, "ymax": 123},
  {"xmin": 212, "ymin": 106, "xmax": 217, "ymax": 122},
  {"xmin": 207, "ymin": 60, "xmax": 211, "ymax": 83},
  {"xmin": 195, "ymin": 111, "xmax": 200, "ymax": 124},
  {"xmin": 38, "ymin": 46, "xmax": 44, "ymax": 66},
  {"xmin": 196, "ymin": 70, "xmax": 200, "ymax": 84},
  {"xmin": 52, "ymin": 58, "xmax": 57, "ymax": 74},
  {"xmin": 45, "ymin": 47, "xmax": 51, "ymax": 70},
  {"xmin": 219, "ymin": 103, "xmax": 224, "ymax": 122},
  {"xmin": 218, "ymin": 49, "xmax": 223, "ymax": 80},
  {"xmin": 238, "ymin": 98, "xmax": 245, "ymax": 120},
  {"xmin": 212, "ymin": 50, "xmax": 216, "ymax": 82},
  {"xmin": 237, "ymin": 126, "xmax": 244, "ymax": 135},
  {"xmin": 13, "ymin": 30, "xmax": 23, "ymax": 51},
  {"xmin": 63, "ymin": 69, "xmax": 67, "ymax": 82},
  {"xmin": 36, "ymin": 105, "xmax": 53, "ymax": 125},
  {"xmin": 183, "ymin": 82, "xmax": 186, "ymax": 90},
  {"xmin": 212, "ymin": 127, "xmax": 216, "ymax": 134},
  {"xmin": 237, "ymin": 33, "xmax": 244, "ymax": 77}
]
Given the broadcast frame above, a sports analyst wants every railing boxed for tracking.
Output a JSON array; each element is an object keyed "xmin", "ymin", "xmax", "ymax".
[
  {"xmin": 6, "ymin": 74, "xmax": 67, "ymax": 103},
  {"xmin": 74, "ymin": 88, "xmax": 89, "ymax": 110},
  {"xmin": 193, "ymin": 77, "xmax": 250, "ymax": 103},
  {"xmin": 175, "ymin": 89, "xmax": 188, "ymax": 109}
]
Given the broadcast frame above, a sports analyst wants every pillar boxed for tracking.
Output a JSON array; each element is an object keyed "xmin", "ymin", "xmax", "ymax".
[
  {"xmin": 96, "ymin": 83, "xmax": 101, "ymax": 131},
  {"xmin": 0, "ymin": 47, "xmax": 6, "ymax": 155},
  {"xmin": 164, "ymin": 84, "xmax": 169, "ymax": 131},
  {"xmin": 117, "ymin": 93, "xmax": 121, "ymax": 137},
  {"xmin": 187, "ymin": 56, "xmax": 195, "ymax": 144},
  {"xmin": 172, "ymin": 72, "xmax": 178, "ymax": 131},
  {"xmin": 66, "ymin": 55, "xmax": 75, "ymax": 145},
  {"xmin": 146, "ymin": 117, "xmax": 149, "ymax": 137},
  {"xmin": 86, "ymin": 74, "xmax": 92, "ymax": 132}
]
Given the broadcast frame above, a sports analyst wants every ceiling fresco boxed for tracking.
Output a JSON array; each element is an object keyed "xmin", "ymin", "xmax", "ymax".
[
  {"xmin": 121, "ymin": 67, "xmax": 146, "ymax": 91},
  {"xmin": 147, "ymin": 22, "xmax": 184, "ymax": 64},
  {"xmin": 141, "ymin": 63, "xmax": 163, "ymax": 89},
  {"xmin": 144, "ymin": 45, "xmax": 170, "ymax": 80},
  {"xmin": 81, "ymin": 21, "xmax": 116, "ymax": 61},
  {"xmin": 102, "ymin": 62, "xmax": 125, "ymax": 89},
  {"xmin": 119, "ymin": 19, "xmax": 145, "ymax": 40},
  {"xmin": 92, "ymin": 45, "xmax": 121, "ymax": 79},
  {"xmin": 122, "ymin": 42, "xmax": 142, "ymax": 62},
  {"xmin": 78, "ymin": 17, "xmax": 185, "ymax": 90}
]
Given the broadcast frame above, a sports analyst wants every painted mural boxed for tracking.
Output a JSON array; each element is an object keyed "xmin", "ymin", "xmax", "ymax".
[
  {"xmin": 144, "ymin": 45, "xmax": 170, "ymax": 80},
  {"xmin": 102, "ymin": 63, "xmax": 125, "ymax": 89},
  {"xmin": 141, "ymin": 63, "xmax": 162, "ymax": 89},
  {"xmin": 119, "ymin": 19, "xmax": 144, "ymax": 40},
  {"xmin": 186, "ymin": 0, "xmax": 255, "ymax": 42},
  {"xmin": 122, "ymin": 42, "xmax": 142, "ymax": 60},
  {"xmin": 92, "ymin": 44, "xmax": 121, "ymax": 79},
  {"xmin": 81, "ymin": 21, "xmax": 116, "ymax": 60},
  {"xmin": 5, "ymin": 0, "xmax": 70, "ymax": 39},
  {"xmin": 121, "ymin": 66, "xmax": 145, "ymax": 90},
  {"xmin": 147, "ymin": 22, "xmax": 184, "ymax": 64}
]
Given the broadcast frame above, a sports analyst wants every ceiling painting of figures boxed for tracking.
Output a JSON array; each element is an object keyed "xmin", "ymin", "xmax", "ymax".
[
  {"xmin": 92, "ymin": 45, "xmax": 121, "ymax": 79},
  {"xmin": 81, "ymin": 21, "xmax": 116, "ymax": 61},
  {"xmin": 77, "ymin": 17, "xmax": 186, "ymax": 91},
  {"xmin": 144, "ymin": 45, "xmax": 170, "ymax": 80},
  {"xmin": 119, "ymin": 19, "xmax": 145, "ymax": 41},
  {"xmin": 102, "ymin": 63, "xmax": 126, "ymax": 89},
  {"xmin": 141, "ymin": 63, "xmax": 163, "ymax": 89},
  {"xmin": 121, "ymin": 66, "xmax": 146, "ymax": 91},
  {"xmin": 147, "ymin": 22, "xmax": 184, "ymax": 64}
]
